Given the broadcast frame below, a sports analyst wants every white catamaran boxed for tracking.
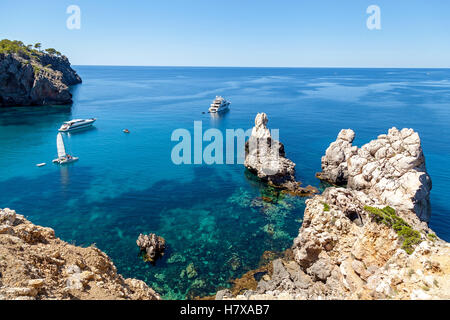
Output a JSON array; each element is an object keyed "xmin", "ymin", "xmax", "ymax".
[{"xmin": 52, "ymin": 133, "xmax": 79, "ymax": 165}]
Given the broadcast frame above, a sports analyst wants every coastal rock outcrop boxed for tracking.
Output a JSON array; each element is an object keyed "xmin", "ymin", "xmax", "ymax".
[
  {"xmin": 0, "ymin": 208, "xmax": 160, "ymax": 300},
  {"xmin": 217, "ymin": 188, "xmax": 450, "ymax": 300},
  {"xmin": 0, "ymin": 40, "xmax": 81, "ymax": 107},
  {"xmin": 317, "ymin": 128, "xmax": 432, "ymax": 222},
  {"xmin": 136, "ymin": 233, "xmax": 166, "ymax": 262},
  {"xmin": 245, "ymin": 113, "xmax": 317, "ymax": 195},
  {"xmin": 316, "ymin": 129, "xmax": 356, "ymax": 185},
  {"xmin": 217, "ymin": 128, "xmax": 448, "ymax": 301}
]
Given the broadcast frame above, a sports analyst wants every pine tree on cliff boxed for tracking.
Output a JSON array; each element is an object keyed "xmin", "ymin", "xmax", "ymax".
[{"xmin": 45, "ymin": 48, "xmax": 56, "ymax": 55}]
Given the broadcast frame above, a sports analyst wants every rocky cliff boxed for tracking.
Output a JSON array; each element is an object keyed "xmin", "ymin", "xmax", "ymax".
[
  {"xmin": 0, "ymin": 208, "xmax": 160, "ymax": 300},
  {"xmin": 0, "ymin": 40, "xmax": 81, "ymax": 107},
  {"xmin": 317, "ymin": 128, "xmax": 432, "ymax": 222},
  {"xmin": 217, "ymin": 128, "xmax": 449, "ymax": 300}
]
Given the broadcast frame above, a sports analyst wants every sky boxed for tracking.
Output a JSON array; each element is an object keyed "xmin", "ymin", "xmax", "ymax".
[{"xmin": 1, "ymin": 0, "xmax": 449, "ymax": 67}]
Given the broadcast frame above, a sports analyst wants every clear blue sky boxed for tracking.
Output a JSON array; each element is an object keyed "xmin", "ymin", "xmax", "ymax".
[{"xmin": 1, "ymin": 0, "xmax": 449, "ymax": 67}]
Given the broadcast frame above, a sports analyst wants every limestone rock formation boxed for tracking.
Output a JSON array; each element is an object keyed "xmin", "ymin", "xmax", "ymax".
[
  {"xmin": 136, "ymin": 233, "xmax": 166, "ymax": 262},
  {"xmin": 0, "ymin": 51, "xmax": 81, "ymax": 107},
  {"xmin": 317, "ymin": 128, "xmax": 432, "ymax": 222},
  {"xmin": 217, "ymin": 128, "xmax": 447, "ymax": 301},
  {"xmin": 316, "ymin": 129, "xmax": 357, "ymax": 185},
  {"xmin": 0, "ymin": 208, "xmax": 160, "ymax": 300},
  {"xmin": 217, "ymin": 188, "xmax": 450, "ymax": 300},
  {"xmin": 245, "ymin": 113, "xmax": 317, "ymax": 195}
]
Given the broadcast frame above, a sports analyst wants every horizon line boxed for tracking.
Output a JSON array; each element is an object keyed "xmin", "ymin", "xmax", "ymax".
[{"xmin": 71, "ymin": 64, "xmax": 450, "ymax": 69}]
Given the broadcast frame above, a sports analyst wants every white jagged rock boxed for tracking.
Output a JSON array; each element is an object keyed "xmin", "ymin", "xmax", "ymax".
[
  {"xmin": 317, "ymin": 127, "xmax": 432, "ymax": 222},
  {"xmin": 316, "ymin": 129, "xmax": 357, "ymax": 185},
  {"xmin": 244, "ymin": 113, "xmax": 311, "ymax": 193}
]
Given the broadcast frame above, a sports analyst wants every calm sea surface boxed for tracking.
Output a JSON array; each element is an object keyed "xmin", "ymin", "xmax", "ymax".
[{"xmin": 1, "ymin": 67, "xmax": 449, "ymax": 298}]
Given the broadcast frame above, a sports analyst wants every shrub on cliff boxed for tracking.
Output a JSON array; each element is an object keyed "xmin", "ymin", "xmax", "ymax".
[
  {"xmin": 364, "ymin": 205, "xmax": 422, "ymax": 254},
  {"xmin": 45, "ymin": 48, "xmax": 60, "ymax": 56},
  {"xmin": 1, "ymin": 39, "xmax": 63, "ymax": 60},
  {"xmin": 0, "ymin": 39, "xmax": 36, "ymax": 56}
]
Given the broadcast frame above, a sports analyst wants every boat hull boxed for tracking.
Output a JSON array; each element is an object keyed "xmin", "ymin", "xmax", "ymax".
[
  {"xmin": 52, "ymin": 157, "xmax": 79, "ymax": 165},
  {"xmin": 58, "ymin": 119, "xmax": 96, "ymax": 132},
  {"xmin": 209, "ymin": 107, "xmax": 229, "ymax": 113}
]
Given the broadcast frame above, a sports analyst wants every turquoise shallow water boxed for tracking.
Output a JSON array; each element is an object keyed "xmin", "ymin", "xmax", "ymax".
[{"xmin": 0, "ymin": 67, "xmax": 449, "ymax": 298}]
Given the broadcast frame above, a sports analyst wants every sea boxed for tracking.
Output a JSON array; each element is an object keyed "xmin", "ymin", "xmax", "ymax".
[{"xmin": 0, "ymin": 66, "xmax": 449, "ymax": 299}]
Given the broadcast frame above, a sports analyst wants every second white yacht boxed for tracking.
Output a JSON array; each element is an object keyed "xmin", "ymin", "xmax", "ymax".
[
  {"xmin": 58, "ymin": 118, "xmax": 96, "ymax": 132},
  {"xmin": 208, "ymin": 96, "xmax": 230, "ymax": 113}
]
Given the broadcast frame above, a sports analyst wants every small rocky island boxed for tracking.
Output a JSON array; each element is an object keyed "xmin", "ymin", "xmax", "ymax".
[
  {"xmin": 245, "ymin": 113, "xmax": 318, "ymax": 195},
  {"xmin": 0, "ymin": 39, "xmax": 81, "ymax": 107},
  {"xmin": 136, "ymin": 233, "xmax": 166, "ymax": 263}
]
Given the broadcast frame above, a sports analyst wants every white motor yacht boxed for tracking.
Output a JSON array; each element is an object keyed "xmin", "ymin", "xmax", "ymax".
[
  {"xmin": 58, "ymin": 118, "xmax": 96, "ymax": 132},
  {"xmin": 208, "ymin": 96, "xmax": 230, "ymax": 113}
]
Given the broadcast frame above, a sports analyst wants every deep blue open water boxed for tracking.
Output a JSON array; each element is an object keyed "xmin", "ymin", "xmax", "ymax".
[{"xmin": 0, "ymin": 67, "xmax": 449, "ymax": 298}]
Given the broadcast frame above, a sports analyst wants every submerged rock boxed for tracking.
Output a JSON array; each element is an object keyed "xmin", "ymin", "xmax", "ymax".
[
  {"xmin": 186, "ymin": 262, "xmax": 198, "ymax": 279},
  {"xmin": 167, "ymin": 253, "xmax": 186, "ymax": 264},
  {"xmin": 228, "ymin": 254, "xmax": 241, "ymax": 271},
  {"xmin": 244, "ymin": 113, "xmax": 317, "ymax": 195},
  {"xmin": 317, "ymin": 128, "xmax": 432, "ymax": 222},
  {"xmin": 136, "ymin": 233, "xmax": 166, "ymax": 262}
]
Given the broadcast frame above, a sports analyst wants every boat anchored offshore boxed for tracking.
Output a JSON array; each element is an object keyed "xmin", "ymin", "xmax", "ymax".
[
  {"xmin": 58, "ymin": 118, "xmax": 96, "ymax": 132},
  {"xmin": 52, "ymin": 133, "xmax": 79, "ymax": 165},
  {"xmin": 208, "ymin": 96, "xmax": 230, "ymax": 113}
]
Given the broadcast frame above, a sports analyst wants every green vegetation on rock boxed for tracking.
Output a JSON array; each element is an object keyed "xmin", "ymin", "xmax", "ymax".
[
  {"xmin": 0, "ymin": 39, "xmax": 63, "ymax": 59},
  {"xmin": 427, "ymin": 233, "xmax": 437, "ymax": 241},
  {"xmin": 322, "ymin": 202, "xmax": 330, "ymax": 212},
  {"xmin": 32, "ymin": 65, "xmax": 41, "ymax": 76},
  {"xmin": 0, "ymin": 38, "xmax": 82, "ymax": 107},
  {"xmin": 364, "ymin": 205, "xmax": 422, "ymax": 254},
  {"xmin": 1, "ymin": 39, "xmax": 37, "ymax": 58}
]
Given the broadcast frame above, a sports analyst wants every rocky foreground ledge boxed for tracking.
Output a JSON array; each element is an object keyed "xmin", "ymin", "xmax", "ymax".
[
  {"xmin": 218, "ymin": 128, "xmax": 449, "ymax": 300},
  {"xmin": 0, "ymin": 208, "xmax": 160, "ymax": 300},
  {"xmin": 0, "ymin": 39, "xmax": 81, "ymax": 107}
]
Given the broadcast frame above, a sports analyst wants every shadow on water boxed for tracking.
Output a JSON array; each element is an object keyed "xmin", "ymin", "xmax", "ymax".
[
  {"xmin": 0, "ymin": 105, "xmax": 72, "ymax": 126},
  {"xmin": 0, "ymin": 166, "xmax": 95, "ymax": 224}
]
